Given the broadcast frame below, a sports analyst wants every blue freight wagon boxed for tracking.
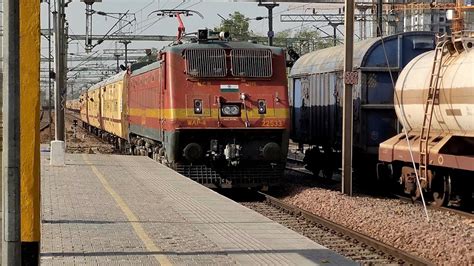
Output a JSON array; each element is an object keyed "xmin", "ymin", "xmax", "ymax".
[{"xmin": 289, "ymin": 31, "xmax": 436, "ymax": 176}]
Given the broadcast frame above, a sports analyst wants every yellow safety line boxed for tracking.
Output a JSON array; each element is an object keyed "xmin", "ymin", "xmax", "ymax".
[{"xmin": 82, "ymin": 154, "xmax": 173, "ymax": 266}]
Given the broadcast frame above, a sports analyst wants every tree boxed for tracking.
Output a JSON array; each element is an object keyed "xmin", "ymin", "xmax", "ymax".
[
  {"xmin": 214, "ymin": 12, "xmax": 253, "ymax": 41},
  {"xmin": 281, "ymin": 27, "xmax": 334, "ymax": 55},
  {"xmin": 270, "ymin": 27, "xmax": 337, "ymax": 56},
  {"xmin": 275, "ymin": 29, "xmax": 292, "ymax": 39},
  {"xmin": 294, "ymin": 27, "xmax": 334, "ymax": 50},
  {"xmin": 273, "ymin": 29, "xmax": 292, "ymax": 47}
]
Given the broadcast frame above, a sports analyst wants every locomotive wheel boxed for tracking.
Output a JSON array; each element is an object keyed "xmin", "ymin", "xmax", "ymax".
[{"xmin": 431, "ymin": 173, "xmax": 451, "ymax": 207}]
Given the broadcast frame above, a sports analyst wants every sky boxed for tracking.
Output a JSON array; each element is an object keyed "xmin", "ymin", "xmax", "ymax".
[
  {"xmin": 41, "ymin": 0, "xmax": 346, "ymax": 52},
  {"xmin": 38, "ymin": 0, "xmax": 347, "ymax": 90}
]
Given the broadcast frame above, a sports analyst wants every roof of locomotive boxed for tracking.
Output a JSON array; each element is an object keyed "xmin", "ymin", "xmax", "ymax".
[
  {"xmin": 130, "ymin": 61, "xmax": 162, "ymax": 77},
  {"xmin": 163, "ymin": 40, "xmax": 285, "ymax": 55},
  {"xmin": 129, "ymin": 41, "xmax": 284, "ymax": 76},
  {"xmin": 290, "ymin": 31, "xmax": 435, "ymax": 76}
]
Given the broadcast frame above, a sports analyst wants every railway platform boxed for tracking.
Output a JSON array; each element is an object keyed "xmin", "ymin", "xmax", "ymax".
[{"xmin": 39, "ymin": 149, "xmax": 355, "ymax": 265}]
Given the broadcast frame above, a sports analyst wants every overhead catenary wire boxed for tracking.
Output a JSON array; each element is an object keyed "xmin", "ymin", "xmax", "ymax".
[
  {"xmin": 377, "ymin": 26, "xmax": 430, "ymax": 222},
  {"xmin": 66, "ymin": 10, "xmax": 139, "ymax": 80},
  {"xmin": 94, "ymin": 11, "xmax": 132, "ymax": 45},
  {"xmin": 68, "ymin": 27, "xmax": 87, "ymax": 51},
  {"xmin": 135, "ymin": 0, "xmax": 158, "ymax": 14},
  {"xmin": 69, "ymin": 0, "xmax": 190, "ymax": 88},
  {"xmin": 134, "ymin": 0, "xmax": 192, "ymax": 35}
]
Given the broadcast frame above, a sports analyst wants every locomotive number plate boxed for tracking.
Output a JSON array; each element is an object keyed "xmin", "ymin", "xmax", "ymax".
[
  {"xmin": 262, "ymin": 119, "xmax": 284, "ymax": 127},
  {"xmin": 187, "ymin": 119, "xmax": 207, "ymax": 126}
]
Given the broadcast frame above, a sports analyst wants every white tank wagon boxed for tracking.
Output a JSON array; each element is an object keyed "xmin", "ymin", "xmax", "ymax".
[
  {"xmin": 379, "ymin": 32, "xmax": 474, "ymax": 208},
  {"xmin": 395, "ymin": 44, "xmax": 474, "ymax": 135}
]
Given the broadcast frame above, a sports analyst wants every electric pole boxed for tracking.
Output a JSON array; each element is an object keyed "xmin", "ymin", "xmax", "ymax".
[
  {"xmin": 65, "ymin": 20, "xmax": 69, "ymax": 105},
  {"xmin": 114, "ymin": 53, "xmax": 121, "ymax": 73},
  {"xmin": 47, "ymin": 0, "xmax": 53, "ymax": 141},
  {"xmin": 2, "ymin": 0, "xmax": 22, "ymax": 263},
  {"xmin": 342, "ymin": 0, "xmax": 355, "ymax": 196},
  {"xmin": 328, "ymin": 21, "xmax": 343, "ymax": 46},
  {"xmin": 50, "ymin": 0, "xmax": 67, "ymax": 166},
  {"xmin": 376, "ymin": 0, "xmax": 383, "ymax": 36},
  {"xmin": 54, "ymin": 0, "xmax": 66, "ymax": 141},
  {"xmin": 258, "ymin": 1, "xmax": 279, "ymax": 46},
  {"xmin": 120, "ymin": 40, "xmax": 131, "ymax": 67},
  {"xmin": 82, "ymin": 0, "xmax": 102, "ymax": 52}
]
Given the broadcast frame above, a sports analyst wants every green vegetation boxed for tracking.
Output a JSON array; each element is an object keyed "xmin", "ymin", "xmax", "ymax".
[
  {"xmin": 214, "ymin": 11, "xmax": 254, "ymax": 41},
  {"xmin": 214, "ymin": 12, "xmax": 335, "ymax": 55},
  {"xmin": 274, "ymin": 27, "xmax": 335, "ymax": 54}
]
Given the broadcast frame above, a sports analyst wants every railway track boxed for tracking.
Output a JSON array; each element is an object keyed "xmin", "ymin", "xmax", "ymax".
[
  {"xmin": 241, "ymin": 192, "xmax": 433, "ymax": 265},
  {"xmin": 286, "ymin": 160, "xmax": 314, "ymax": 176},
  {"xmin": 394, "ymin": 194, "xmax": 474, "ymax": 219},
  {"xmin": 66, "ymin": 110, "xmax": 81, "ymax": 120},
  {"xmin": 285, "ymin": 155, "xmax": 473, "ymax": 217},
  {"xmin": 39, "ymin": 110, "xmax": 51, "ymax": 132}
]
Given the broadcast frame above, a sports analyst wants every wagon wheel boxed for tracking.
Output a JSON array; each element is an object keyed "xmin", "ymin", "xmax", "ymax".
[
  {"xmin": 431, "ymin": 173, "xmax": 451, "ymax": 207},
  {"xmin": 303, "ymin": 148, "xmax": 321, "ymax": 177},
  {"xmin": 411, "ymin": 185, "xmax": 419, "ymax": 204}
]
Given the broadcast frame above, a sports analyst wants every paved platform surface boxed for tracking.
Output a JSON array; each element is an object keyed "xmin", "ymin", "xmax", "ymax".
[{"xmin": 41, "ymin": 152, "xmax": 355, "ymax": 265}]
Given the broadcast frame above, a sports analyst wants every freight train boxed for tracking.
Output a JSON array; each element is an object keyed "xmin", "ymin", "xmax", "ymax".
[
  {"xmin": 379, "ymin": 31, "xmax": 474, "ymax": 208},
  {"xmin": 289, "ymin": 31, "xmax": 437, "ymax": 177},
  {"xmin": 69, "ymin": 29, "xmax": 290, "ymax": 189},
  {"xmin": 289, "ymin": 31, "xmax": 473, "ymax": 209}
]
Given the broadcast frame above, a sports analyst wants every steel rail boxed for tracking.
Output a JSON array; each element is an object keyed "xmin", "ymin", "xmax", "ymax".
[
  {"xmin": 40, "ymin": 123, "xmax": 51, "ymax": 132},
  {"xmin": 259, "ymin": 192, "xmax": 434, "ymax": 266},
  {"xmin": 285, "ymin": 160, "xmax": 313, "ymax": 176},
  {"xmin": 393, "ymin": 194, "xmax": 474, "ymax": 220}
]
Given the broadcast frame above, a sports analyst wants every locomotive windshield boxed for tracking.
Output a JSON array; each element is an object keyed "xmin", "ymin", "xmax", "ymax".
[{"xmin": 184, "ymin": 48, "xmax": 273, "ymax": 78}]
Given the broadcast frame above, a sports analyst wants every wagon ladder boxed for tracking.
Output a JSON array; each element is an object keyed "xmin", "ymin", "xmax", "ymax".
[{"xmin": 418, "ymin": 37, "xmax": 449, "ymax": 182}]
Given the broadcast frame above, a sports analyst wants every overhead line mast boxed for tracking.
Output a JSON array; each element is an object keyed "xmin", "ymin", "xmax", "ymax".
[
  {"xmin": 2, "ymin": 0, "xmax": 22, "ymax": 261},
  {"xmin": 81, "ymin": 0, "xmax": 102, "ymax": 53},
  {"xmin": 258, "ymin": 1, "xmax": 279, "ymax": 46}
]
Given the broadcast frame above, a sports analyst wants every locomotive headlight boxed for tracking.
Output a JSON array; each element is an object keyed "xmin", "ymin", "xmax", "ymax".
[
  {"xmin": 194, "ymin": 99, "xmax": 203, "ymax": 114},
  {"xmin": 258, "ymin": 99, "xmax": 267, "ymax": 114},
  {"xmin": 221, "ymin": 104, "xmax": 241, "ymax": 116}
]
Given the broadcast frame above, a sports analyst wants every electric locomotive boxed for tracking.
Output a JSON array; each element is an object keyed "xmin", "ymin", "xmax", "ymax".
[{"xmin": 90, "ymin": 29, "xmax": 290, "ymax": 189}]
